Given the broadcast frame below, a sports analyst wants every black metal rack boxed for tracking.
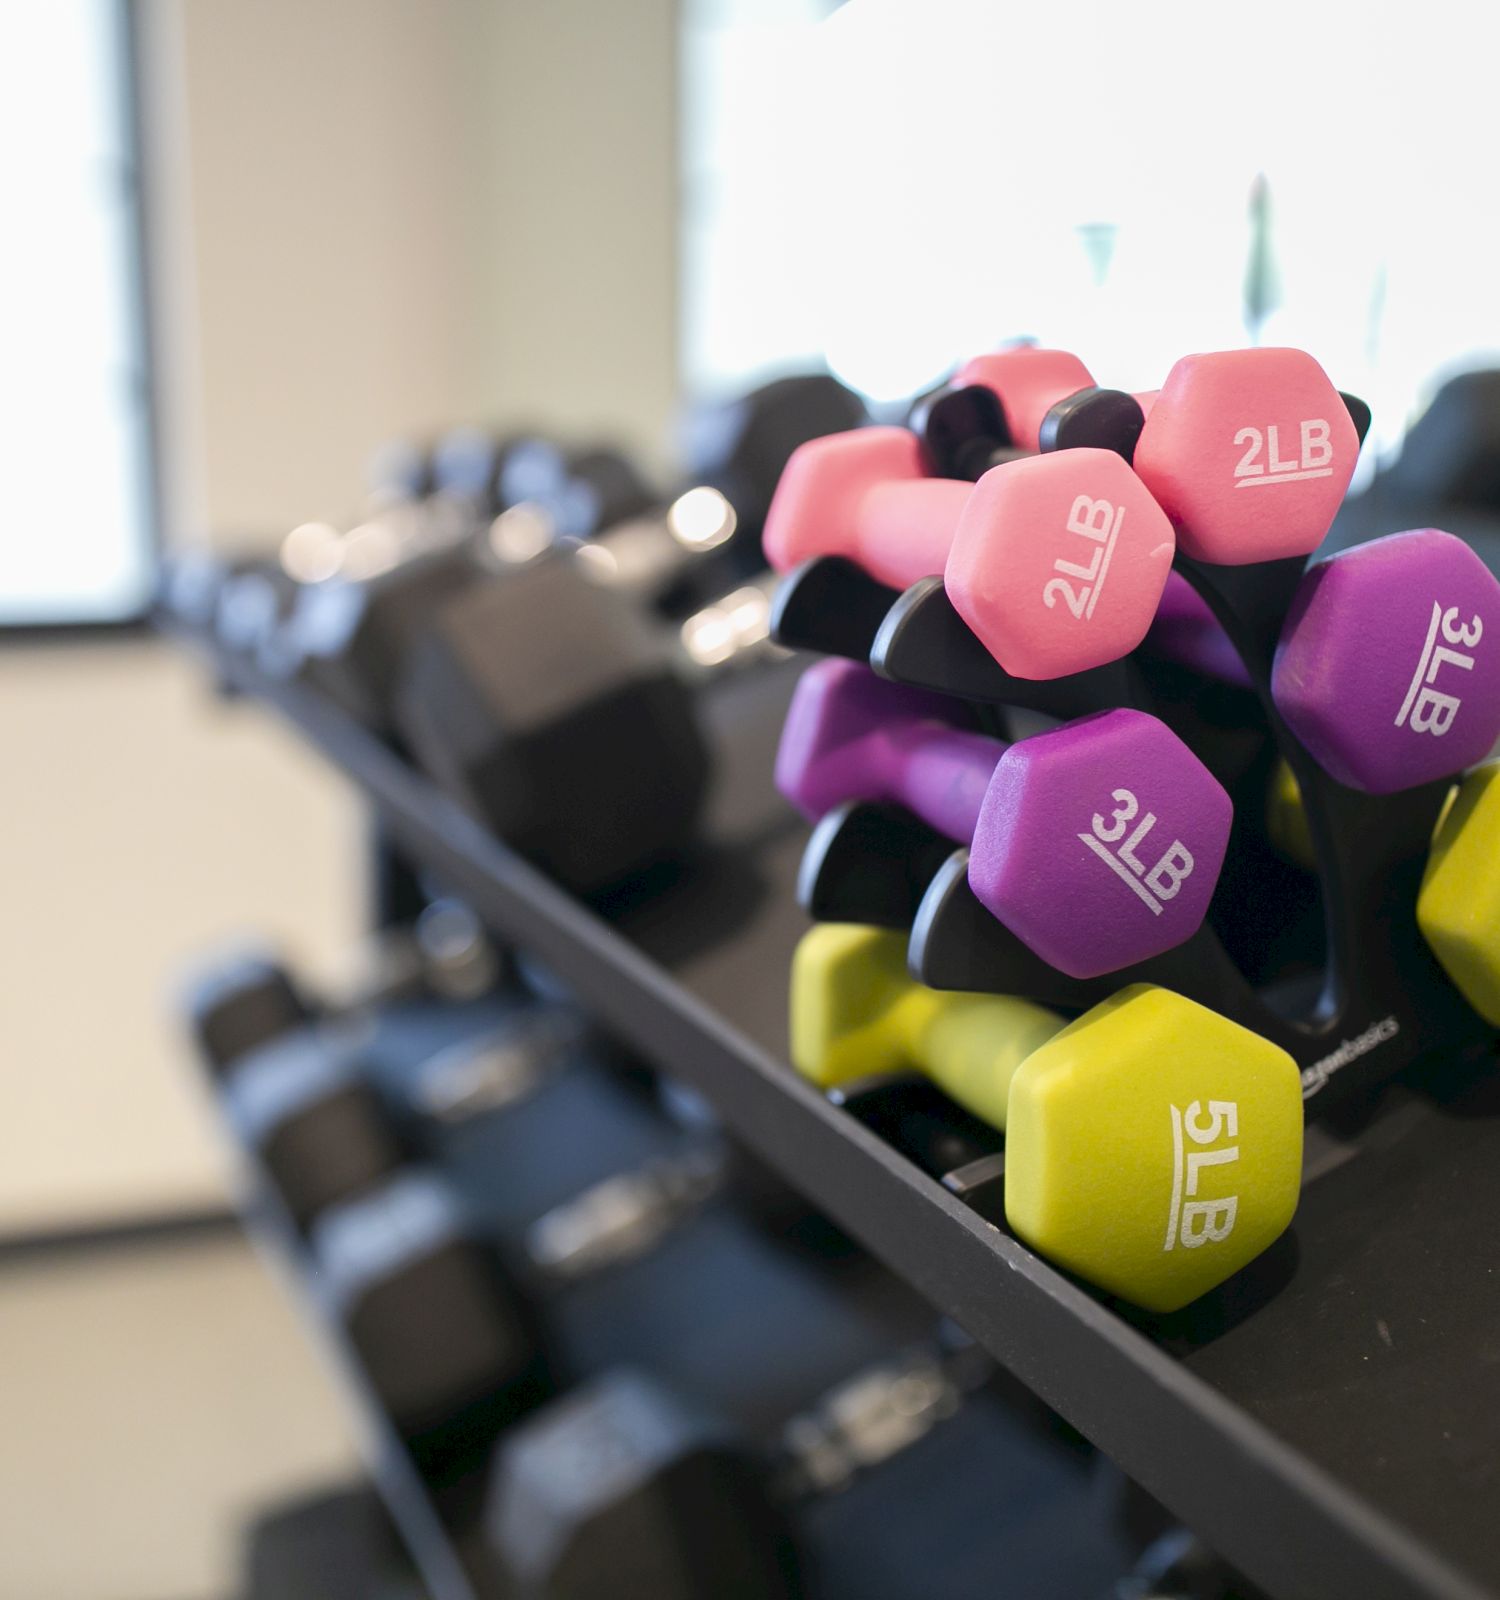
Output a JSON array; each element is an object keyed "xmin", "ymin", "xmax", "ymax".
[{"xmin": 179, "ymin": 621, "xmax": 1500, "ymax": 1600}]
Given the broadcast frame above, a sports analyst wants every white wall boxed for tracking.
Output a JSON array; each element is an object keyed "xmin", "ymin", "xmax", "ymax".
[{"xmin": 0, "ymin": 0, "xmax": 679, "ymax": 1234}]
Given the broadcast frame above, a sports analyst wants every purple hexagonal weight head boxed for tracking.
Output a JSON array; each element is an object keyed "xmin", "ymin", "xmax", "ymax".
[
  {"xmin": 969, "ymin": 709, "xmax": 1233, "ymax": 979},
  {"xmin": 1272, "ymin": 529, "xmax": 1500, "ymax": 793}
]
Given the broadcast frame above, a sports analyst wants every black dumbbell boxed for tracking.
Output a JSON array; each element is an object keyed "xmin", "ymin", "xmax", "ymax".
[
  {"xmin": 309, "ymin": 1135, "xmax": 746, "ymax": 1483},
  {"xmin": 331, "ymin": 897, "xmax": 506, "ymax": 1013},
  {"xmin": 1372, "ymin": 367, "xmax": 1500, "ymax": 517},
  {"xmin": 183, "ymin": 918, "xmax": 566, "ymax": 1229},
  {"xmin": 500, "ymin": 440, "xmax": 659, "ymax": 540},
  {"xmin": 274, "ymin": 534, "xmax": 480, "ymax": 733},
  {"xmin": 392, "ymin": 552, "xmax": 713, "ymax": 894},
  {"xmin": 186, "ymin": 901, "xmax": 503, "ymax": 1061},
  {"xmin": 430, "ymin": 427, "xmax": 532, "ymax": 525},
  {"xmin": 238, "ymin": 1480, "xmax": 422, "ymax": 1600},
  {"xmin": 485, "ymin": 1334, "xmax": 992, "ymax": 1600},
  {"xmin": 186, "ymin": 948, "xmax": 313, "ymax": 1071},
  {"xmin": 212, "ymin": 1023, "xmax": 408, "ymax": 1232},
  {"xmin": 312, "ymin": 1167, "xmax": 558, "ymax": 1483},
  {"xmin": 187, "ymin": 954, "xmax": 554, "ymax": 1477},
  {"xmin": 1111, "ymin": 1529, "xmax": 1267, "ymax": 1600},
  {"xmin": 189, "ymin": 966, "xmax": 751, "ymax": 1488},
  {"xmin": 681, "ymin": 372, "xmax": 870, "ymax": 551},
  {"xmin": 487, "ymin": 376, "xmax": 869, "ymax": 617}
]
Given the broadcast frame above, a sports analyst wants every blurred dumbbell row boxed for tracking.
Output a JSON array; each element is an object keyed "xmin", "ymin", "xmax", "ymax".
[
  {"xmin": 185, "ymin": 904, "xmax": 1265, "ymax": 1600},
  {"xmin": 766, "ymin": 342, "xmax": 1500, "ymax": 1316},
  {"xmin": 162, "ymin": 372, "xmax": 872, "ymax": 898}
]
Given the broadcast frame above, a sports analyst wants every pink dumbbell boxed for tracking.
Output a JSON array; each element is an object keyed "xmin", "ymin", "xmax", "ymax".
[
  {"xmin": 1132, "ymin": 347, "xmax": 1362, "ymax": 564},
  {"xmin": 764, "ymin": 429, "xmax": 1176, "ymax": 681},
  {"xmin": 951, "ymin": 347, "xmax": 1096, "ymax": 451}
]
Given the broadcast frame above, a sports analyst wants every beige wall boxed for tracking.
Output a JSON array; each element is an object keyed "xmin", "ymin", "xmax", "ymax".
[{"xmin": 0, "ymin": 0, "xmax": 679, "ymax": 1233}]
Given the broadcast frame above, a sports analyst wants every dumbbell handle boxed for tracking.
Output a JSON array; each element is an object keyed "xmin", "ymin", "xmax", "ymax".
[
  {"xmin": 879, "ymin": 721, "xmax": 1006, "ymax": 842},
  {"xmin": 846, "ymin": 477, "xmax": 972, "ymax": 591},
  {"xmin": 774, "ymin": 1336, "xmax": 994, "ymax": 1501},
  {"xmin": 902, "ymin": 987, "xmax": 1063, "ymax": 1131}
]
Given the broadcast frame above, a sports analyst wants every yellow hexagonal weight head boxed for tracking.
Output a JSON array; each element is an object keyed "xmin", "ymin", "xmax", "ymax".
[
  {"xmin": 1418, "ymin": 762, "xmax": 1500, "ymax": 1025},
  {"xmin": 1004, "ymin": 985, "xmax": 1303, "ymax": 1313}
]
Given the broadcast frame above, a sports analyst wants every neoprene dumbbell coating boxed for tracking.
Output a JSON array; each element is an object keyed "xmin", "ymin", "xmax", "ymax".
[
  {"xmin": 791, "ymin": 924, "xmax": 1304, "ymax": 1312},
  {"xmin": 767, "ymin": 345, "xmax": 1363, "ymax": 692},
  {"xmin": 1126, "ymin": 347, "xmax": 1363, "ymax": 564},
  {"xmin": 776, "ymin": 659, "xmax": 1232, "ymax": 979},
  {"xmin": 1419, "ymin": 759, "xmax": 1500, "ymax": 1026},
  {"xmin": 1272, "ymin": 527, "xmax": 1500, "ymax": 793},
  {"xmin": 765, "ymin": 432, "xmax": 1176, "ymax": 680}
]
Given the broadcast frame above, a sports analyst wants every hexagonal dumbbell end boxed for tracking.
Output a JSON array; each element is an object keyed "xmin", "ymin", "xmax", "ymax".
[
  {"xmin": 944, "ymin": 448, "xmax": 1177, "ymax": 679},
  {"xmin": 777, "ymin": 662, "xmax": 1233, "ymax": 979},
  {"xmin": 1272, "ymin": 529, "xmax": 1500, "ymax": 792},
  {"xmin": 766, "ymin": 424, "xmax": 1178, "ymax": 681},
  {"xmin": 1418, "ymin": 761, "xmax": 1500, "ymax": 1025},
  {"xmin": 789, "ymin": 924, "xmax": 1064, "ymax": 1129},
  {"xmin": 970, "ymin": 708, "xmax": 1233, "ymax": 978},
  {"xmin": 955, "ymin": 347, "xmax": 1095, "ymax": 451},
  {"xmin": 1132, "ymin": 348, "xmax": 1360, "ymax": 563},
  {"xmin": 761, "ymin": 426, "xmax": 970, "ymax": 584},
  {"xmin": 488, "ymin": 1369, "xmax": 796, "ymax": 1600},
  {"xmin": 1006, "ymin": 985, "xmax": 1304, "ymax": 1312}
]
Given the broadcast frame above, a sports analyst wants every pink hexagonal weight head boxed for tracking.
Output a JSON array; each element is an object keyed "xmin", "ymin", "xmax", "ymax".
[
  {"xmin": 944, "ymin": 449, "xmax": 1177, "ymax": 680},
  {"xmin": 1132, "ymin": 348, "xmax": 1360, "ymax": 564},
  {"xmin": 1272, "ymin": 529, "xmax": 1500, "ymax": 793},
  {"xmin": 970, "ymin": 709, "xmax": 1233, "ymax": 979},
  {"xmin": 955, "ymin": 348, "xmax": 1094, "ymax": 451}
]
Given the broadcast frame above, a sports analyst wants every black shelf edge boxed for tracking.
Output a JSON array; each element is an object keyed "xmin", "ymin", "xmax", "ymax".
[{"xmin": 173, "ymin": 624, "xmax": 1490, "ymax": 1600}]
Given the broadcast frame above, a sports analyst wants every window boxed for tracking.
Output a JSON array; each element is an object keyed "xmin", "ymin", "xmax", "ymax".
[
  {"xmin": 681, "ymin": 0, "xmax": 1500, "ymax": 475},
  {"xmin": 0, "ymin": 0, "xmax": 156, "ymax": 627}
]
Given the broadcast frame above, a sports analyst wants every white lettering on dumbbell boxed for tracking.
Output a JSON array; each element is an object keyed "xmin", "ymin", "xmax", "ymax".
[
  {"xmin": 1042, "ymin": 495, "xmax": 1124, "ymax": 620},
  {"xmin": 1395, "ymin": 602, "xmax": 1483, "ymax": 736},
  {"xmin": 1078, "ymin": 788, "xmax": 1195, "ymax": 915},
  {"xmin": 1165, "ymin": 1099, "xmax": 1240, "ymax": 1252},
  {"xmin": 1232, "ymin": 420, "xmax": 1333, "ymax": 487}
]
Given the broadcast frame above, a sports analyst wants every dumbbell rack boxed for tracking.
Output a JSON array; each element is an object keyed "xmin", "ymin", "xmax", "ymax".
[{"xmin": 167, "ymin": 612, "xmax": 1500, "ymax": 1600}]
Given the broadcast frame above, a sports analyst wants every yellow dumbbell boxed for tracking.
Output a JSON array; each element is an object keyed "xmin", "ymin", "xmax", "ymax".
[
  {"xmin": 1266, "ymin": 760, "xmax": 1315, "ymax": 871},
  {"xmin": 1418, "ymin": 761, "xmax": 1500, "ymax": 1025},
  {"xmin": 791, "ymin": 924, "xmax": 1303, "ymax": 1313}
]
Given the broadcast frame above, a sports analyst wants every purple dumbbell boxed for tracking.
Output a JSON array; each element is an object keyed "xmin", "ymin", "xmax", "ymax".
[
  {"xmin": 776, "ymin": 659, "xmax": 1233, "ymax": 979},
  {"xmin": 1145, "ymin": 571, "xmax": 1251, "ymax": 688},
  {"xmin": 1273, "ymin": 529, "xmax": 1500, "ymax": 793}
]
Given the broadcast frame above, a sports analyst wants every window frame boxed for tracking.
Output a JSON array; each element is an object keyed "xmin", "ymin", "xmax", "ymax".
[{"xmin": 1, "ymin": 0, "xmax": 162, "ymax": 642}]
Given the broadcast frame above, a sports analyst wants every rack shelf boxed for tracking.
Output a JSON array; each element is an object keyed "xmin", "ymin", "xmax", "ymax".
[{"xmin": 175, "ymin": 620, "xmax": 1500, "ymax": 1600}]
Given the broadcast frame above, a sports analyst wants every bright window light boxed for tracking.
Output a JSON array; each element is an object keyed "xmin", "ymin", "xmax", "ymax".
[
  {"xmin": 0, "ymin": 0, "xmax": 155, "ymax": 625},
  {"xmin": 682, "ymin": 0, "xmax": 1500, "ymax": 468}
]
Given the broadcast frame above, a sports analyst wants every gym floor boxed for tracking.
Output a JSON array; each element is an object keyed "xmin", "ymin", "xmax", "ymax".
[{"xmin": 0, "ymin": 1220, "xmax": 358, "ymax": 1600}]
